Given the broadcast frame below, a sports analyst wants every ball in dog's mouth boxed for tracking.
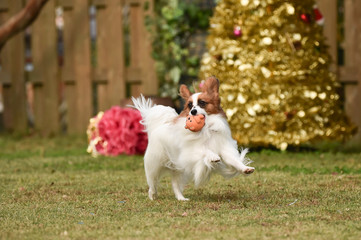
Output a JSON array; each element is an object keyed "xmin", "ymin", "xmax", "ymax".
[{"xmin": 185, "ymin": 114, "xmax": 205, "ymax": 132}]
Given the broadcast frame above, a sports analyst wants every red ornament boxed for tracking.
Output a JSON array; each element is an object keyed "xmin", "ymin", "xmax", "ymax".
[
  {"xmin": 233, "ymin": 26, "xmax": 242, "ymax": 37},
  {"xmin": 300, "ymin": 13, "xmax": 311, "ymax": 23},
  {"xmin": 313, "ymin": 4, "xmax": 324, "ymax": 25}
]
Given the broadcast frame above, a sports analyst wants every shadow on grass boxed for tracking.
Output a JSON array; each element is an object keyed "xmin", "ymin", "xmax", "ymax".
[{"xmin": 186, "ymin": 188, "xmax": 257, "ymax": 203}]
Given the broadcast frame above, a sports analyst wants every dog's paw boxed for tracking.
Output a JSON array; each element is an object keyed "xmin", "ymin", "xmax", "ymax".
[
  {"xmin": 148, "ymin": 189, "xmax": 157, "ymax": 200},
  {"xmin": 206, "ymin": 151, "xmax": 221, "ymax": 163},
  {"xmin": 242, "ymin": 167, "xmax": 255, "ymax": 175},
  {"xmin": 177, "ymin": 197, "xmax": 190, "ymax": 201}
]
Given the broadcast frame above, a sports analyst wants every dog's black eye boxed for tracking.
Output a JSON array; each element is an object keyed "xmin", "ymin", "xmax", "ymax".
[
  {"xmin": 187, "ymin": 102, "xmax": 193, "ymax": 109},
  {"xmin": 198, "ymin": 100, "xmax": 207, "ymax": 108}
]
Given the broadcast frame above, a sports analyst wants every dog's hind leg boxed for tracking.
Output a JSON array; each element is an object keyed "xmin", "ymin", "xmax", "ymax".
[
  {"xmin": 194, "ymin": 160, "xmax": 212, "ymax": 187},
  {"xmin": 145, "ymin": 171, "xmax": 158, "ymax": 200},
  {"xmin": 220, "ymin": 145, "xmax": 255, "ymax": 175},
  {"xmin": 171, "ymin": 173, "xmax": 189, "ymax": 201},
  {"xmin": 146, "ymin": 174, "xmax": 158, "ymax": 201},
  {"xmin": 144, "ymin": 150, "xmax": 163, "ymax": 200}
]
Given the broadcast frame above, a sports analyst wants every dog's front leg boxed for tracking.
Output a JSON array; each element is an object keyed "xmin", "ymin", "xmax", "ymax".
[
  {"xmin": 204, "ymin": 149, "xmax": 221, "ymax": 165},
  {"xmin": 171, "ymin": 173, "xmax": 189, "ymax": 201}
]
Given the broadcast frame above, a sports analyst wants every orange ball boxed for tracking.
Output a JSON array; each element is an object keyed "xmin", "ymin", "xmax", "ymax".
[{"xmin": 185, "ymin": 114, "xmax": 205, "ymax": 132}]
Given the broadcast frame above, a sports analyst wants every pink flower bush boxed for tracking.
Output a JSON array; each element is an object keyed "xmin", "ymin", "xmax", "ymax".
[{"xmin": 87, "ymin": 106, "xmax": 147, "ymax": 156}]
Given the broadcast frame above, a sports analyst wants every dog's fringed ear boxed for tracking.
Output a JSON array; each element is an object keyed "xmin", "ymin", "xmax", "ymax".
[
  {"xmin": 201, "ymin": 76, "xmax": 220, "ymax": 95},
  {"xmin": 179, "ymin": 84, "xmax": 192, "ymax": 100},
  {"xmin": 192, "ymin": 81, "xmax": 199, "ymax": 93}
]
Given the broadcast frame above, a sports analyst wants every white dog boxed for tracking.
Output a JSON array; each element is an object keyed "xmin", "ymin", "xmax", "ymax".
[{"xmin": 132, "ymin": 77, "xmax": 255, "ymax": 201}]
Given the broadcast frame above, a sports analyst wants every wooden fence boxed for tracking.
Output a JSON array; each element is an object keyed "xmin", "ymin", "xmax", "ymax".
[
  {"xmin": 0, "ymin": 0, "xmax": 361, "ymax": 137},
  {"xmin": 0, "ymin": 0, "xmax": 157, "ymax": 135},
  {"xmin": 318, "ymin": 0, "xmax": 361, "ymax": 138},
  {"xmin": 339, "ymin": 0, "xmax": 361, "ymax": 139}
]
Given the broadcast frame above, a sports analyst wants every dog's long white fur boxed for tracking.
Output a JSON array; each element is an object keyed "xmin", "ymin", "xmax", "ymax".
[{"xmin": 132, "ymin": 94, "xmax": 254, "ymax": 201}]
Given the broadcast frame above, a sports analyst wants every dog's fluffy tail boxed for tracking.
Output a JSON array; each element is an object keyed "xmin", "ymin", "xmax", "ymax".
[
  {"xmin": 131, "ymin": 94, "xmax": 154, "ymax": 120},
  {"xmin": 131, "ymin": 95, "xmax": 178, "ymax": 134}
]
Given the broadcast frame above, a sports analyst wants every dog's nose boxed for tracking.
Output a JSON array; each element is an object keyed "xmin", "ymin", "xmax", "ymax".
[{"xmin": 191, "ymin": 109, "xmax": 197, "ymax": 115}]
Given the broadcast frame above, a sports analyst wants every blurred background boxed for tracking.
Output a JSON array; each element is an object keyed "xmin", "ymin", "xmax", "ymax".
[{"xmin": 0, "ymin": 0, "xmax": 360, "ymax": 150}]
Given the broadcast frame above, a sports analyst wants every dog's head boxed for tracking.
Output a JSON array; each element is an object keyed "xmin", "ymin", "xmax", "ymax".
[{"xmin": 179, "ymin": 76, "xmax": 225, "ymax": 117}]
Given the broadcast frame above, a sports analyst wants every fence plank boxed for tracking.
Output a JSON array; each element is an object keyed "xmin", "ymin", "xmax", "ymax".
[
  {"xmin": 355, "ymin": 1, "xmax": 361, "ymax": 138},
  {"xmin": 126, "ymin": 67, "xmax": 142, "ymax": 83},
  {"xmin": 0, "ymin": 0, "xmax": 27, "ymax": 133},
  {"xmin": 62, "ymin": 0, "xmax": 92, "ymax": 134},
  {"xmin": 57, "ymin": 0, "xmax": 74, "ymax": 9},
  {"xmin": 140, "ymin": 0, "xmax": 157, "ymax": 96},
  {"xmin": 92, "ymin": 0, "xmax": 106, "ymax": 8},
  {"xmin": 127, "ymin": 0, "xmax": 157, "ymax": 97},
  {"xmin": 61, "ymin": 5, "xmax": 74, "ymax": 85},
  {"xmin": 0, "ymin": 1, "xmax": 9, "ymax": 11},
  {"xmin": 343, "ymin": 0, "xmax": 361, "ymax": 138},
  {"xmin": 95, "ymin": 0, "xmax": 126, "ymax": 110},
  {"xmin": 344, "ymin": 0, "xmax": 356, "ymax": 70},
  {"xmin": 317, "ymin": 0, "xmax": 337, "ymax": 72},
  {"xmin": 30, "ymin": 0, "xmax": 59, "ymax": 135},
  {"xmin": 340, "ymin": 0, "xmax": 357, "ymax": 83}
]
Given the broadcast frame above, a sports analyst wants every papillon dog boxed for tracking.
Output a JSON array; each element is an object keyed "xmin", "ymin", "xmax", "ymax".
[{"xmin": 132, "ymin": 76, "xmax": 255, "ymax": 201}]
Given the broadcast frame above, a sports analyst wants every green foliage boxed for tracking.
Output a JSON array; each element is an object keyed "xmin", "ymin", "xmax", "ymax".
[
  {"xmin": 1, "ymin": 137, "xmax": 361, "ymax": 239},
  {"xmin": 145, "ymin": 1, "xmax": 212, "ymax": 99}
]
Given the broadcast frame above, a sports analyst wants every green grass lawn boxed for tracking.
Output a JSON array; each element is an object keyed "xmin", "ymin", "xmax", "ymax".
[{"xmin": 0, "ymin": 136, "xmax": 361, "ymax": 239}]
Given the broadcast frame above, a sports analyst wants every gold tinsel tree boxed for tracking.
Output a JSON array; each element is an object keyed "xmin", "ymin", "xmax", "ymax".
[{"xmin": 199, "ymin": 0, "xmax": 355, "ymax": 150}]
